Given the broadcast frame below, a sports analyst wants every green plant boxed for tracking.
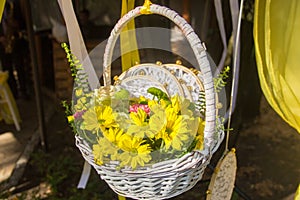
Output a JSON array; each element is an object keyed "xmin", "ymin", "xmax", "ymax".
[
  {"xmin": 29, "ymin": 150, "xmax": 78, "ymax": 196},
  {"xmin": 214, "ymin": 66, "xmax": 230, "ymax": 93}
]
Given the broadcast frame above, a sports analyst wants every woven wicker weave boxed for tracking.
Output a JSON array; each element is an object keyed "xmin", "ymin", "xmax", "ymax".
[{"xmin": 75, "ymin": 4, "xmax": 224, "ymax": 200}]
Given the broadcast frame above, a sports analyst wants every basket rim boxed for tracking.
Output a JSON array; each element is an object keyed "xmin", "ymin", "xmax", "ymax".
[{"xmin": 75, "ymin": 119, "xmax": 224, "ymax": 175}]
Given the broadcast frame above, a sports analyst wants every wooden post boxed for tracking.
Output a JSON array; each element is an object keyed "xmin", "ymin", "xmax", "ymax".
[{"xmin": 23, "ymin": 0, "xmax": 47, "ymax": 150}]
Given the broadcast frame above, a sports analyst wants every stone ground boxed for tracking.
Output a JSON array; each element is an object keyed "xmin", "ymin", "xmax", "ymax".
[
  {"xmin": 0, "ymin": 132, "xmax": 22, "ymax": 183},
  {"xmin": 0, "ymin": 98, "xmax": 38, "ymax": 185},
  {"xmin": 0, "ymin": 91, "xmax": 299, "ymax": 199}
]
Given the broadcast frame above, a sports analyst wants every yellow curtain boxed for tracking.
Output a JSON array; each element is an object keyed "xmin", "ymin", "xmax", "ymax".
[
  {"xmin": 120, "ymin": 0, "xmax": 140, "ymax": 71},
  {"xmin": 0, "ymin": 71, "xmax": 21, "ymax": 124},
  {"xmin": 0, "ymin": 0, "xmax": 5, "ymax": 21},
  {"xmin": 296, "ymin": 184, "xmax": 300, "ymax": 200},
  {"xmin": 254, "ymin": 0, "xmax": 300, "ymax": 133}
]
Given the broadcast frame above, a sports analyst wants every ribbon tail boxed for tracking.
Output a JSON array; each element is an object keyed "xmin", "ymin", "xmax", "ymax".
[{"xmin": 77, "ymin": 161, "xmax": 91, "ymax": 189}]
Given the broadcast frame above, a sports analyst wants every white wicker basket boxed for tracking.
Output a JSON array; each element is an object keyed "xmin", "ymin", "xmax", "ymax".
[{"xmin": 75, "ymin": 4, "xmax": 224, "ymax": 200}]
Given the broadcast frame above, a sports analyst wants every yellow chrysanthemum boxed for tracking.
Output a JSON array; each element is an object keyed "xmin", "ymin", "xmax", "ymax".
[
  {"xmin": 93, "ymin": 143, "xmax": 105, "ymax": 165},
  {"xmin": 130, "ymin": 108, "xmax": 147, "ymax": 126},
  {"xmin": 114, "ymin": 112, "xmax": 131, "ymax": 130},
  {"xmin": 160, "ymin": 107, "xmax": 190, "ymax": 151},
  {"xmin": 195, "ymin": 119, "xmax": 205, "ymax": 150},
  {"xmin": 93, "ymin": 137, "xmax": 120, "ymax": 165},
  {"xmin": 82, "ymin": 105, "xmax": 118, "ymax": 133},
  {"xmin": 102, "ymin": 127, "xmax": 124, "ymax": 146},
  {"xmin": 188, "ymin": 116, "xmax": 205, "ymax": 151},
  {"xmin": 170, "ymin": 95, "xmax": 181, "ymax": 114},
  {"xmin": 148, "ymin": 109, "xmax": 166, "ymax": 135},
  {"xmin": 180, "ymin": 98, "xmax": 195, "ymax": 117},
  {"xmin": 118, "ymin": 135, "xmax": 152, "ymax": 169},
  {"xmin": 159, "ymin": 99, "xmax": 170, "ymax": 109},
  {"xmin": 127, "ymin": 108, "xmax": 154, "ymax": 138},
  {"xmin": 149, "ymin": 95, "xmax": 182, "ymax": 113}
]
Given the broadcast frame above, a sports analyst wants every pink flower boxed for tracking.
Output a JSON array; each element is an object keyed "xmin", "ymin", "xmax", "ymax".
[
  {"xmin": 129, "ymin": 104, "xmax": 151, "ymax": 115},
  {"xmin": 74, "ymin": 110, "xmax": 86, "ymax": 119}
]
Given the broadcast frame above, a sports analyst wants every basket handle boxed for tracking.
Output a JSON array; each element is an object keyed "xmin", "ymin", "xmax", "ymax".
[{"xmin": 103, "ymin": 4, "xmax": 216, "ymax": 150}]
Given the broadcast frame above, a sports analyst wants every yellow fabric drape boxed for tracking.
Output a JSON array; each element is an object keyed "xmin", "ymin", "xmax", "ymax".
[
  {"xmin": 120, "ymin": 0, "xmax": 140, "ymax": 71},
  {"xmin": 296, "ymin": 184, "xmax": 300, "ymax": 200},
  {"xmin": 254, "ymin": 0, "xmax": 300, "ymax": 133},
  {"xmin": 0, "ymin": 71, "xmax": 21, "ymax": 124},
  {"xmin": 0, "ymin": 0, "xmax": 5, "ymax": 22}
]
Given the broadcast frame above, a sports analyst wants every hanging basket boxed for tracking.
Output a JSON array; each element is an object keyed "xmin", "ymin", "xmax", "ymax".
[{"xmin": 73, "ymin": 3, "xmax": 224, "ymax": 200}]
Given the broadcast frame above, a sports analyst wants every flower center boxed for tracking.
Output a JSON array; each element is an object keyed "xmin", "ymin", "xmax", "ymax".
[
  {"xmin": 130, "ymin": 148, "xmax": 138, "ymax": 155},
  {"xmin": 166, "ymin": 127, "xmax": 173, "ymax": 134},
  {"xmin": 98, "ymin": 119, "xmax": 105, "ymax": 124}
]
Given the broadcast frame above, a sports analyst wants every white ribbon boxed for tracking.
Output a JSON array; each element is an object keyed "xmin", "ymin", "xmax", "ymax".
[
  {"xmin": 214, "ymin": 0, "xmax": 241, "ymax": 120},
  {"xmin": 228, "ymin": 0, "xmax": 241, "ymax": 117},
  {"xmin": 77, "ymin": 161, "xmax": 91, "ymax": 189},
  {"xmin": 214, "ymin": 0, "xmax": 228, "ymax": 72},
  {"xmin": 57, "ymin": 0, "xmax": 99, "ymax": 189},
  {"xmin": 57, "ymin": 0, "xmax": 99, "ymax": 90}
]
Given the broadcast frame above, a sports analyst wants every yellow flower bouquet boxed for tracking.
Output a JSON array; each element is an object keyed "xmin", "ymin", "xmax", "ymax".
[
  {"xmin": 69, "ymin": 84, "xmax": 205, "ymax": 170},
  {"xmin": 62, "ymin": 39, "xmax": 227, "ymax": 171}
]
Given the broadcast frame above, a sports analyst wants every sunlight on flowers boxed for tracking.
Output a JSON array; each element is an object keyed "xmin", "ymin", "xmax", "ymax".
[
  {"xmin": 161, "ymin": 107, "xmax": 191, "ymax": 151},
  {"xmin": 102, "ymin": 127, "xmax": 124, "ymax": 146},
  {"xmin": 119, "ymin": 135, "xmax": 152, "ymax": 169},
  {"xmin": 82, "ymin": 105, "xmax": 118, "ymax": 134},
  {"xmin": 93, "ymin": 137, "xmax": 121, "ymax": 164},
  {"xmin": 71, "ymin": 86, "xmax": 207, "ymax": 169}
]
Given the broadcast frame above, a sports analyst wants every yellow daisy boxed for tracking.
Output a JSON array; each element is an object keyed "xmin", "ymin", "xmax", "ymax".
[
  {"xmin": 102, "ymin": 127, "xmax": 124, "ymax": 146},
  {"xmin": 180, "ymin": 98, "xmax": 195, "ymax": 117},
  {"xmin": 92, "ymin": 142, "xmax": 105, "ymax": 165},
  {"xmin": 187, "ymin": 116, "xmax": 205, "ymax": 151},
  {"xmin": 118, "ymin": 135, "xmax": 152, "ymax": 169},
  {"xmin": 148, "ymin": 109, "xmax": 167, "ymax": 137},
  {"xmin": 130, "ymin": 108, "xmax": 147, "ymax": 126},
  {"xmin": 127, "ymin": 108, "xmax": 154, "ymax": 138},
  {"xmin": 170, "ymin": 95, "xmax": 181, "ymax": 114},
  {"xmin": 160, "ymin": 107, "xmax": 190, "ymax": 151},
  {"xmin": 82, "ymin": 105, "xmax": 118, "ymax": 134},
  {"xmin": 93, "ymin": 137, "xmax": 120, "ymax": 165},
  {"xmin": 195, "ymin": 119, "xmax": 205, "ymax": 150}
]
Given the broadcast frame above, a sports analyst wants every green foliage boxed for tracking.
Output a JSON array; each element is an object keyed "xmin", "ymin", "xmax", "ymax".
[
  {"xmin": 214, "ymin": 66, "xmax": 230, "ymax": 93},
  {"xmin": 61, "ymin": 43, "xmax": 93, "ymax": 133},
  {"xmin": 215, "ymin": 116, "xmax": 229, "ymax": 134},
  {"xmin": 197, "ymin": 66, "xmax": 230, "ymax": 115},
  {"xmin": 147, "ymin": 87, "xmax": 170, "ymax": 102},
  {"xmin": 47, "ymin": 157, "xmax": 77, "ymax": 193},
  {"xmin": 30, "ymin": 150, "xmax": 77, "ymax": 194},
  {"xmin": 61, "ymin": 100, "xmax": 77, "ymax": 133},
  {"xmin": 61, "ymin": 43, "xmax": 90, "ymax": 93},
  {"xmin": 61, "ymin": 100, "xmax": 72, "ymax": 117},
  {"xmin": 196, "ymin": 91, "xmax": 206, "ymax": 115}
]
